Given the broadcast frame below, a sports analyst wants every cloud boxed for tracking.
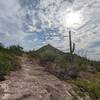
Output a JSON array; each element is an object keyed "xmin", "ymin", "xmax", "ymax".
[{"xmin": 0, "ymin": 0, "xmax": 100, "ymax": 60}]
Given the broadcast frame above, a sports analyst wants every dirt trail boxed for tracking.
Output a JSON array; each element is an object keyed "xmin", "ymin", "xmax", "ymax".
[{"xmin": 0, "ymin": 55, "xmax": 74, "ymax": 100}]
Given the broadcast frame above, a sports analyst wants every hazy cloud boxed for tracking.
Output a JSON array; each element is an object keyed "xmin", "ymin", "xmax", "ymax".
[{"xmin": 0, "ymin": 0, "xmax": 100, "ymax": 60}]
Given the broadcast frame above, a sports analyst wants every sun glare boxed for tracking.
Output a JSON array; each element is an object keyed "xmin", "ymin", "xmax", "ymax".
[{"xmin": 64, "ymin": 11, "xmax": 82, "ymax": 28}]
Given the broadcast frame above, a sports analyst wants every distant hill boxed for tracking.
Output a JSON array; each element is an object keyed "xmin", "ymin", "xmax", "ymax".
[
  {"xmin": 29, "ymin": 44, "xmax": 100, "ymax": 71},
  {"xmin": 35, "ymin": 44, "xmax": 84, "ymax": 60},
  {"xmin": 36, "ymin": 44, "xmax": 68, "ymax": 55}
]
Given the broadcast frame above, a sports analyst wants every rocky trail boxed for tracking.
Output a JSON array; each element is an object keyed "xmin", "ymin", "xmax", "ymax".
[{"xmin": 0, "ymin": 55, "xmax": 79, "ymax": 100}]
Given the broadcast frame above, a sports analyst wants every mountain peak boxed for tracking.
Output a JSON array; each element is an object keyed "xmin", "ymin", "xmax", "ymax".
[{"xmin": 36, "ymin": 44, "xmax": 65, "ymax": 55}]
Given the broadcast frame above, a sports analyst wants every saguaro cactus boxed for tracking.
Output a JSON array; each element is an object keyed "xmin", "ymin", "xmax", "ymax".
[{"xmin": 69, "ymin": 30, "xmax": 75, "ymax": 61}]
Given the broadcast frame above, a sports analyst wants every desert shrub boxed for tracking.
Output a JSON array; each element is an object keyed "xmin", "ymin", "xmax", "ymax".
[
  {"xmin": 39, "ymin": 52, "xmax": 79, "ymax": 79},
  {"xmin": 0, "ymin": 58, "xmax": 11, "ymax": 75},
  {"xmin": 73, "ymin": 80, "xmax": 100, "ymax": 100},
  {"xmin": 54, "ymin": 55, "xmax": 78, "ymax": 79},
  {"xmin": 0, "ymin": 43, "xmax": 22, "ymax": 81},
  {"xmin": 73, "ymin": 57, "xmax": 89, "ymax": 71},
  {"xmin": 54, "ymin": 55, "xmax": 67, "ymax": 68},
  {"xmin": 39, "ymin": 50, "xmax": 58, "ymax": 64},
  {"xmin": 0, "ymin": 52, "xmax": 21, "ymax": 81},
  {"xmin": 66, "ymin": 65, "xmax": 79, "ymax": 79},
  {"xmin": 6, "ymin": 54, "xmax": 21, "ymax": 71},
  {"xmin": 28, "ymin": 50, "xmax": 39, "ymax": 58},
  {"xmin": 0, "ymin": 57, "xmax": 11, "ymax": 80},
  {"xmin": 8, "ymin": 45, "xmax": 23, "ymax": 56},
  {"xmin": 90, "ymin": 61, "xmax": 100, "ymax": 72}
]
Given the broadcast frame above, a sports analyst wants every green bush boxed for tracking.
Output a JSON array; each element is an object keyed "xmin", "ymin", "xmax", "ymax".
[
  {"xmin": 28, "ymin": 50, "xmax": 39, "ymax": 58},
  {"xmin": 0, "ymin": 52, "xmax": 21, "ymax": 81},
  {"xmin": 8, "ymin": 45, "xmax": 23, "ymax": 56},
  {"xmin": 0, "ymin": 43, "xmax": 23, "ymax": 81},
  {"xmin": 39, "ymin": 50, "xmax": 58, "ymax": 64},
  {"xmin": 54, "ymin": 55, "xmax": 67, "ymax": 68},
  {"xmin": 73, "ymin": 80, "xmax": 100, "ymax": 100},
  {"xmin": 90, "ymin": 61, "xmax": 100, "ymax": 72},
  {"xmin": 0, "ymin": 58, "xmax": 11, "ymax": 75}
]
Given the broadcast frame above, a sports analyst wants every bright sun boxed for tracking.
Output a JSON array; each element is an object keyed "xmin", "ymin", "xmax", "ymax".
[{"xmin": 64, "ymin": 11, "xmax": 82, "ymax": 28}]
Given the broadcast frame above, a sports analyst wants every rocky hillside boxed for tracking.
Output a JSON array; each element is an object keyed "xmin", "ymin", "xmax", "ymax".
[
  {"xmin": 0, "ymin": 44, "xmax": 100, "ymax": 100},
  {"xmin": 0, "ymin": 55, "xmax": 91, "ymax": 100},
  {"xmin": 29, "ymin": 44, "xmax": 100, "ymax": 100}
]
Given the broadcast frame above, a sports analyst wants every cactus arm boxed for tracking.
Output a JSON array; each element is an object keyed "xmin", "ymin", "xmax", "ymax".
[
  {"xmin": 72, "ymin": 43, "xmax": 75, "ymax": 54},
  {"xmin": 69, "ymin": 30, "xmax": 72, "ymax": 54}
]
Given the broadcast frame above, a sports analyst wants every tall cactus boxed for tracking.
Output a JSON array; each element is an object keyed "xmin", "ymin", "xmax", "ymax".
[{"xmin": 69, "ymin": 30, "xmax": 75, "ymax": 61}]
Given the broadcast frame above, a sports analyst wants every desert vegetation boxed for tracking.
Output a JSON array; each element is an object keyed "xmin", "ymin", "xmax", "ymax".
[
  {"xmin": 28, "ymin": 44, "xmax": 100, "ymax": 100},
  {"xmin": 0, "ymin": 43, "xmax": 23, "ymax": 81},
  {"xmin": 0, "ymin": 42, "xmax": 100, "ymax": 99},
  {"xmin": 29, "ymin": 44, "xmax": 100, "ymax": 78}
]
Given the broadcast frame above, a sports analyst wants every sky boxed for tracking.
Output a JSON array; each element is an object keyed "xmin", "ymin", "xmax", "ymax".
[{"xmin": 0, "ymin": 0, "xmax": 100, "ymax": 60}]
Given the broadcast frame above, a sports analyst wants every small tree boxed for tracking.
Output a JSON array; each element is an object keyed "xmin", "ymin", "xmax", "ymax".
[{"xmin": 9, "ymin": 45, "xmax": 23, "ymax": 55}]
